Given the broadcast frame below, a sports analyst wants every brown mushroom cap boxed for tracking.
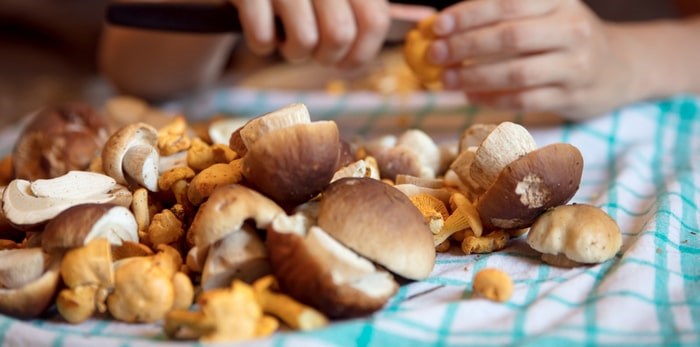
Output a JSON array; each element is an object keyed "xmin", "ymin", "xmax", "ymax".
[
  {"xmin": 12, "ymin": 103, "xmax": 110, "ymax": 181},
  {"xmin": 317, "ymin": 177, "xmax": 435, "ymax": 280},
  {"xmin": 242, "ymin": 121, "xmax": 341, "ymax": 206},
  {"xmin": 188, "ymin": 184, "xmax": 284, "ymax": 248},
  {"xmin": 101, "ymin": 122, "xmax": 159, "ymax": 191},
  {"xmin": 267, "ymin": 214, "xmax": 398, "ymax": 318},
  {"xmin": 476, "ymin": 143, "xmax": 583, "ymax": 230},
  {"xmin": 42, "ymin": 203, "xmax": 138, "ymax": 253}
]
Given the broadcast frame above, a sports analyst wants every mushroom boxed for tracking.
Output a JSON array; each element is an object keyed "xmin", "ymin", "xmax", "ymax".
[
  {"xmin": 12, "ymin": 103, "xmax": 111, "ymax": 181},
  {"xmin": 267, "ymin": 213, "xmax": 398, "ymax": 318},
  {"xmin": 200, "ymin": 225, "xmax": 270, "ymax": 290},
  {"xmin": 363, "ymin": 129, "xmax": 441, "ymax": 180},
  {"xmin": 475, "ymin": 143, "xmax": 584, "ymax": 230},
  {"xmin": 102, "ymin": 122, "xmax": 160, "ymax": 191},
  {"xmin": 317, "ymin": 177, "xmax": 435, "ymax": 280},
  {"xmin": 42, "ymin": 203, "xmax": 139, "ymax": 254},
  {"xmin": 208, "ymin": 117, "xmax": 248, "ymax": 145},
  {"xmin": 239, "ymin": 104, "xmax": 341, "ymax": 206},
  {"xmin": 0, "ymin": 248, "xmax": 61, "ymax": 318},
  {"xmin": 2, "ymin": 171, "xmax": 132, "ymax": 230},
  {"xmin": 527, "ymin": 204, "xmax": 622, "ymax": 267}
]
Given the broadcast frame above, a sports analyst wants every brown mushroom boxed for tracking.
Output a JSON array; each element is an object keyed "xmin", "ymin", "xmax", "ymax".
[
  {"xmin": 0, "ymin": 248, "xmax": 61, "ymax": 319},
  {"xmin": 363, "ymin": 130, "xmax": 441, "ymax": 180},
  {"xmin": 102, "ymin": 122, "xmax": 160, "ymax": 191},
  {"xmin": 476, "ymin": 143, "xmax": 583, "ymax": 230},
  {"xmin": 267, "ymin": 213, "xmax": 398, "ymax": 318},
  {"xmin": 42, "ymin": 203, "xmax": 139, "ymax": 254},
  {"xmin": 12, "ymin": 103, "xmax": 110, "ymax": 181},
  {"xmin": 317, "ymin": 177, "xmax": 435, "ymax": 280}
]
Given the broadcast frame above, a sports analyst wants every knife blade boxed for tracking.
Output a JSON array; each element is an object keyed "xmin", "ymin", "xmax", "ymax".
[{"xmin": 105, "ymin": 2, "xmax": 434, "ymax": 42}]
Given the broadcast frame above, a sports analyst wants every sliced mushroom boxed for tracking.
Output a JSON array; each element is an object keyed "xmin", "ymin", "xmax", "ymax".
[
  {"xmin": 102, "ymin": 122, "xmax": 160, "ymax": 191},
  {"xmin": 317, "ymin": 177, "xmax": 435, "ymax": 280},
  {"xmin": 267, "ymin": 213, "xmax": 398, "ymax": 318},
  {"xmin": 0, "ymin": 249, "xmax": 61, "ymax": 318},
  {"xmin": 208, "ymin": 117, "xmax": 248, "ymax": 145},
  {"xmin": 201, "ymin": 225, "xmax": 270, "ymax": 290},
  {"xmin": 2, "ymin": 172, "xmax": 132, "ymax": 230},
  {"xmin": 476, "ymin": 143, "xmax": 583, "ymax": 230},
  {"xmin": 42, "ymin": 203, "xmax": 139, "ymax": 254}
]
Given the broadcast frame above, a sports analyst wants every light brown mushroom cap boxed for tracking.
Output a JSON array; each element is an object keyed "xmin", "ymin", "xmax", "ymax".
[
  {"xmin": 458, "ymin": 123, "xmax": 497, "ymax": 153},
  {"xmin": 102, "ymin": 122, "xmax": 159, "ymax": 191},
  {"xmin": 363, "ymin": 130, "xmax": 441, "ymax": 180},
  {"xmin": 476, "ymin": 143, "xmax": 583, "ymax": 230},
  {"xmin": 42, "ymin": 203, "xmax": 138, "ymax": 253},
  {"xmin": 242, "ymin": 120, "xmax": 341, "ymax": 206},
  {"xmin": 527, "ymin": 204, "xmax": 622, "ymax": 265},
  {"xmin": 239, "ymin": 103, "xmax": 311, "ymax": 149},
  {"xmin": 0, "ymin": 248, "xmax": 45, "ymax": 289},
  {"xmin": 188, "ymin": 184, "xmax": 284, "ymax": 249},
  {"xmin": 267, "ymin": 213, "xmax": 398, "ymax": 318},
  {"xmin": 317, "ymin": 177, "xmax": 435, "ymax": 280},
  {"xmin": 201, "ymin": 226, "xmax": 270, "ymax": 291},
  {"xmin": 0, "ymin": 253, "xmax": 61, "ymax": 319}
]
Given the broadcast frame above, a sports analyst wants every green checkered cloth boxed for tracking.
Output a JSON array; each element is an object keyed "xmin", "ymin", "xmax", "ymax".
[{"xmin": 1, "ymin": 90, "xmax": 699, "ymax": 347}]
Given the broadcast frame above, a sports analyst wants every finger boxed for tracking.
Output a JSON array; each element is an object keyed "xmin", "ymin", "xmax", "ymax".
[
  {"xmin": 230, "ymin": 0, "xmax": 276, "ymax": 55},
  {"xmin": 311, "ymin": 0, "xmax": 357, "ymax": 65},
  {"xmin": 442, "ymin": 52, "xmax": 581, "ymax": 92},
  {"xmin": 274, "ymin": 0, "xmax": 319, "ymax": 61},
  {"xmin": 433, "ymin": 0, "xmax": 562, "ymax": 36},
  {"xmin": 466, "ymin": 87, "xmax": 568, "ymax": 113},
  {"xmin": 429, "ymin": 16, "xmax": 581, "ymax": 65},
  {"xmin": 336, "ymin": 0, "xmax": 390, "ymax": 68}
]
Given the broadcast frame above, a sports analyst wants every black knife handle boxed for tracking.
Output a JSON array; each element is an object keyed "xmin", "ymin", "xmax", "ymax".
[{"xmin": 106, "ymin": 2, "xmax": 243, "ymax": 34}]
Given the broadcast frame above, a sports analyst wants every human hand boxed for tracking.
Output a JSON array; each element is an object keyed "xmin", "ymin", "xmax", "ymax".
[
  {"xmin": 230, "ymin": 0, "xmax": 390, "ymax": 68},
  {"xmin": 427, "ymin": 0, "xmax": 635, "ymax": 120}
]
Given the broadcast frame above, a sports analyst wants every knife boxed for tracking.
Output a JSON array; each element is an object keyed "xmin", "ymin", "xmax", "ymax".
[{"xmin": 105, "ymin": 1, "xmax": 434, "ymax": 42}]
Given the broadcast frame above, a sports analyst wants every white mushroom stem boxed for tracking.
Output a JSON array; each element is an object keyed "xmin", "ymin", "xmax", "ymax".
[{"xmin": 123, "ymin": 145, "xmax": 159, "ymax": 192}]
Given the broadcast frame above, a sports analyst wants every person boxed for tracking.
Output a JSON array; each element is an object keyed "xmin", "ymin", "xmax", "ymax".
[{"xmin": 423, "ymin": 0, "xmax": 700, "ymax": 120}]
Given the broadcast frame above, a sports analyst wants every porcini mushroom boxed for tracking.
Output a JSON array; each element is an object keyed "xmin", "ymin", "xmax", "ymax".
[
  {"xmin": 12, "ymin": 103, "xmax": 110, "ymax": 181},
  {"xmin": 476, "ymin": 143, "xmax": 583, "ymax": 230},
  {"xmin": 527, "ymin": 204, "xmax": 622, "ymax": 267},
  {"xmin": 317, "ymin": 177, "xmax": 435, "ymax": 280},
  {"xmin": 102, "ymin": 122, "xmax": 160, "ymax": 191},
  {"xmin": 363, "ymin": 129, "xmax": 441, "ymax": 180},
  {"xmin": 0, "ymin": 248, "xmax": 61, "ymax": 318}
]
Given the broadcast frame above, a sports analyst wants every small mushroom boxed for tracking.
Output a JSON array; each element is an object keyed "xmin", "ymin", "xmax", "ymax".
[
  {"xmin": 527, "ymin": 204, "xmax": 622, "ymax": 267},
  {"xmin": 0, "ymin": 248, "xmax": 61, "ymax": 318},
  {"xmin": 102, "ymin": 122, "xmax": 160, "ymax": 191},
  {"xmin": 240, "ymin": 104, "xmax": 341, "ymax": 206},
  {"xmin": 476, "ymin": 143, "xmax": 583, "ymax": 230},
  {"xmin": 208, "ymin": 117, "xmax": 248, "ymax": 145},
  {"xmin": 363, "ymin": 129, "xmax": 441, "ymax": 180},
  {"xmin": 42, "ymin": 203, "xmax": 139, "ymax": 254},
  {"xmin": 317, "ymin": 177, "xmax": 435, "ymax": 280},
  {"xmin": 2, "ymin": 172, "xmax": 132, "ymax": 230},
  {"xmin": 12, "ymin": 103, "xmax": 110, "ymax": 181},
  {"xmin": 267, "ymin": 213, "xmax": 398, "ymax": 318}
]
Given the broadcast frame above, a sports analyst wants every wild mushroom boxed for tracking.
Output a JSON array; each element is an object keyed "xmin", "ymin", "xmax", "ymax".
[
  {"xmin": 2, "ymin": 171, "xmax": 132, "ymax": 230},
  {"xmin": 527, "ymin": 204, "xmax": 622, "ymax": 267},
  {"xmin": 42, "ymin": 203, "xmax": 139, "ymax": 253},
  {"xmin": 267, "ymin": 213, "xmax": 398, "ymax": 318},
  {"xmin": 317, "ymin": 177, "xmax": 435, "ymax": 280},
  {"xmin": 363, "ymin": 129, "xmax": 441, "ymax": 180},
  {"xmin": 475, "ymin": 143, "xmax": 584, "ymax": 230},
  {"xmin": 200, "ymin": 225, "xmax": 270, "ymax": 290},
  {"xmin": 208, "ymin": 117, "xmax": 248, "ymax": 145},
  {"xmin": 12, "ymin": 103, "xmax": 110, "ymax": 181},
  {"xmin": 102, "ymin": 122, "xmax": 160, "ymax": 191},
  {"xmin": 0, "ymin": 248, "xmax": 61, "ymax": 318},
  {"xmin": 239, "ymin": 104, "xmax": 341, "ymax": 206}
]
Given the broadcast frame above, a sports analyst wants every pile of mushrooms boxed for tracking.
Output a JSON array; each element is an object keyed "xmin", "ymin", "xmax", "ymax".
[{"xmin": 0, "ymin": 98, "xmax": 622, "ymax": 342}]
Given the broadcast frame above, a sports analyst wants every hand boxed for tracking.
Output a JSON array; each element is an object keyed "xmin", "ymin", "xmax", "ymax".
[
  {"xmin": 230, "ymin": 0, "xmax": 390, "ymax": 68},
  {"xmin": 427, "ymin": 0, "xmax": 634, "ymax": 120}
]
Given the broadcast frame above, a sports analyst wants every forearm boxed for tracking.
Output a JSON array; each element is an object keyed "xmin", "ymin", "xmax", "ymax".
[{"xmin": 607, "ymin": 17, "xmax": 700, "ymax": 104}]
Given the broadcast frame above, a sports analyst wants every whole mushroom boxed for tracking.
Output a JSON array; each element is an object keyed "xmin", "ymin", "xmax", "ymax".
[
  {"xmin": 0, "ymin": 248, "xmax": 61, "ymax": 318},
  {"xmin": 13, "ymin": 103, "xmax": 111, "ymax": 181},
  {"xmin": 527, "ymin": 204, "xmax": 622, "ymax": 267}
]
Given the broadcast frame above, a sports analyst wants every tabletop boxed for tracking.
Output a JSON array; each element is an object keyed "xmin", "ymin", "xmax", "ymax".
[{"xmin": 1, "ymin": 86, "xmax": 699, "ymax": 347}]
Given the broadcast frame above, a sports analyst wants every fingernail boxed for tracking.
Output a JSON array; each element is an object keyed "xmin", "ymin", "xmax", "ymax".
[
  {"xmin": 442, "ymin": 69, "xmax": 459, "ymax": 89},
  {"xmin": 428, "ymin": 41, "xmax": 448, "ymax": 64},
  {"xmin": 433, "ymin": 14, "xmax": 455, "ymax": 36}
]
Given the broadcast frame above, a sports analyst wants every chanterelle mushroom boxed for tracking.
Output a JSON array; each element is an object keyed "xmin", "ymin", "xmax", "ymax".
[
  {"xmin": 12, "ymin": 103, "xmax": 110, "ymax": 181},
  {"xmin": 527, "ymin": 204, "xmax": 622, "ymax": 267}
]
